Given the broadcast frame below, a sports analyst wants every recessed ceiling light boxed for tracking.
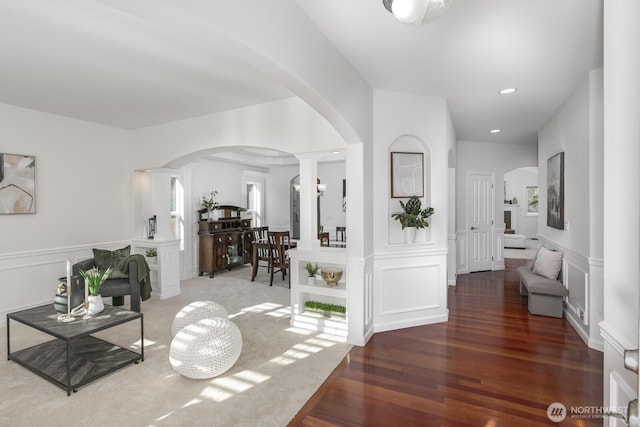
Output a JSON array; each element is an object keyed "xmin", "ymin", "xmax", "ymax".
[
  {"xmin": 490, "ymin": 129, "xmax": 501, "ymax": 134},
  {"xmin": 332, "ymin": 151, "xmax": 340, "ymax": 155},
  {"xmin": 499, "ymin": 88, "xmax": 518, "ymax": 95}
]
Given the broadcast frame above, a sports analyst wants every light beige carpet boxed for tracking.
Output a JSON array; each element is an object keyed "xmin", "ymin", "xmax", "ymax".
[{"xmin": 1, "ymin": 266, "xmax": 352, "ymax": 427}]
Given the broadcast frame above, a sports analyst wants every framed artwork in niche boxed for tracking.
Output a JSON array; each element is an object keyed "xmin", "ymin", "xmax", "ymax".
[
  {"xmin": 390, "ymin": 152, "xmax": 424, "ymax": 198},
  {"xmin": 546, "ymin": 152, "xmax": 564, "ymax": 229},
  {"xmin": 0, "ymin": 153, "xmax": 36, "ymax": 214}
]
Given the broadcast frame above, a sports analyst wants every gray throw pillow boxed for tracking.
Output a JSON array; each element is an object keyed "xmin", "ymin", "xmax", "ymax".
[
  {"xmin": 93, "ymin": 245, "xmax": 131, "ymax": 279},
  {"xmin": 532, "ymin": 246, "xmax": 563, "ymax": 280}
]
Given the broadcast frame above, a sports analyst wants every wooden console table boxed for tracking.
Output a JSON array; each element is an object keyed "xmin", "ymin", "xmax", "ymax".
[{"xmin": 198, "ymin": 205, "xmax": 252, "ymax": 278}]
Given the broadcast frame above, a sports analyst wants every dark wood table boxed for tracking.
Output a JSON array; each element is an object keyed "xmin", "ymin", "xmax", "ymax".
[{"xmin": 7, "ymin": 304, "xmax": 143, "ymax": 395}]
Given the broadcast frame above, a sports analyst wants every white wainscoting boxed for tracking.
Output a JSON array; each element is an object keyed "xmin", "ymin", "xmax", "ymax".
[
  {"xmin": 456, "ymin": 230, "xmax": 469, "ymax": 274},
  {"xmin": 373, "ymin": 248, "xmax": 448, "ymax": 333},
  {"xmin": 0, "ymin": 240, "xmax": 130, "ymax": 325},
  {"xmin": 448, "ymin": 234, "xmax": 457, "ymax": 286},
  {"xmin": 601, "ymin": 323, "xmax": 638, "ymax": 425},
  {"xmin": 538, "ymin": 236, "xmax": 603, "ymax": 351}
]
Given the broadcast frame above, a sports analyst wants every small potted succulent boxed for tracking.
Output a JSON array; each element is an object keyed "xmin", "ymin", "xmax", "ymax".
[
  {"xmin": 391, "ymin": 196, "xmax": 434, "ymax": 243},
  {"xmin": 304, "ymin": 263, "xmax": 319, "ymax": 285}
]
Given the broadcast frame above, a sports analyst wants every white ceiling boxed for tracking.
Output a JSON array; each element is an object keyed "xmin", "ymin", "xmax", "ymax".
[{"xmin": 0, "ymin": 0, "xmax": 603, "ymax": 150}]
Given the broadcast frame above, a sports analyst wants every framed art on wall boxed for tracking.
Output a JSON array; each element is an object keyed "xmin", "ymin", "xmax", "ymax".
[
  {"xmin": 0, "ymin": 153, "xmax": 36, "ymax": 214},
  {"xmin": 546, "ymin": 152, "xmax": 564, "ymax": 229},
  {"xmin": 390, "ymin": 152, "xmax": 424, "ymax": 198}
]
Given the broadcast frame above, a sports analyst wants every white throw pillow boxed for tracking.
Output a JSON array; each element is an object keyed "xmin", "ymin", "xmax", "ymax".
[{"xmin": 533, "ymin": 246, "xmax": 563, "ymax": 280}]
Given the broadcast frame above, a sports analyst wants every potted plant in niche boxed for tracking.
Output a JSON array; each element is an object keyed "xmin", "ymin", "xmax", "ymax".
[
  {"xmin": 145, "ymin": 248, "xmax": 157, "ymax": 264},
  {"xmin": 200, "ymin": 190, "xmax": 219, "ymax": 221},
  {"xmin": 304, "ymin": 263, "xmax": 319, "ymax": 285},
  {"xmin": 304, "ymin": 300, "xmax": 346, "ymax": 319},
  {"xmin": 391, "ymin": 196, "xmax": 434, "ymax": 244},
  {"xmin": 79, "ymin": 267, "xmax": 112, "ymax": 315}
]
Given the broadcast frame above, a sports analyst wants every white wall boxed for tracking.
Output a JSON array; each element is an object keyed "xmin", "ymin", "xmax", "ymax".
[
  {"xmin": 0, "ymin": 103, "xmax": 133, "ymax": 315},
  {"xmin": 372, "ymin": 90, "xmax": 449, "ymax": 332},
  {"xmin": 130, "ymin": 98, "xmax": 347, "ymax": 170},
  {"xmin": 537, "ymin": 69, "xmax": 604, "ymax": 350},
  {"xmin": 189, "ymin": 158, "xmax": 346, "ymax": 233},
  {"xmin": 538, "ymin": 79, "xmax": 591, "ymax": 255},
  {"xmin": 601, "ymin": 0, "xmax": 640, "ymax": 413}
]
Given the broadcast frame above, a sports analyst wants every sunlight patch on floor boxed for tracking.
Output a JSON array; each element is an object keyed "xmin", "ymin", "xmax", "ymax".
[
  {"xmin": 285, "ymin": 327, "xmax": 315, "ymax": 336},
  {"xmin": 199, "ymin": 369, "xmax": 271, "ymax": 403}
]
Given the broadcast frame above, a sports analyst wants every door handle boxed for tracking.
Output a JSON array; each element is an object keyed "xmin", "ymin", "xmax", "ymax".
[{"xmin": 470, "ymin": 226, "xmax": 478, "ymax": 231}]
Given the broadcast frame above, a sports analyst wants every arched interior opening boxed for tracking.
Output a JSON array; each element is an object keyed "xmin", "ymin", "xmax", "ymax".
[{"xmin": 503, "ymin": 166, "xmax": 539, "ymax": 238}]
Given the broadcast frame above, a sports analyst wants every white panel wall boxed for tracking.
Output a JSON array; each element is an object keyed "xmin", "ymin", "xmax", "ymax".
[
  {"xmin": 0, "ymin": 103, "xmax": 133, "ymax": 319},
  {"xmin": 372, "ymin": 90, "xmax": 450, "ymax": 331},
  {"xmin": 601, "ymin": 0, "xmax": 640, "ymax": 414},
  {"xmin": 538, "ymin": 69, "xmax": 604, "ymax": 351}
]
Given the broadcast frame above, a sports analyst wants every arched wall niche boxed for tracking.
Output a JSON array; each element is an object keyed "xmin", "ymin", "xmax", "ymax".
[{"xmin": 387, "ymin": 134, "xmax": 432, "ymax": 245}]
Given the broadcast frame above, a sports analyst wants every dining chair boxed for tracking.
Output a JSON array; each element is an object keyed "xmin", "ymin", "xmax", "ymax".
[
  {"xmin": 250, "ymin": 226, "xmax": 270, "ymax": 281},
  {"xmin": 267, "ymin": 231, "xmax": 290, "ymax": 287},
  {"xmin": 318, "ymin": 232, "xmax": 330, "ymax": 247},
  {"xmin": 336, "ymin": 226, "xmax": 346, "ymax": 242}
]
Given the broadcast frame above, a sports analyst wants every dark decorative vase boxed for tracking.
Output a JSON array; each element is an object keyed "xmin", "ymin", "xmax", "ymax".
[{"xmin": 53, "ymin": 275, "xmax": 84, "ymax": 314}]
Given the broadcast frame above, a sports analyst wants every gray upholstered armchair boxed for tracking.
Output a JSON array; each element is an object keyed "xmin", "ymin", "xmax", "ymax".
[{"xmin": 72, "ymin": 258, "xmax": 142, "ymax": 312}]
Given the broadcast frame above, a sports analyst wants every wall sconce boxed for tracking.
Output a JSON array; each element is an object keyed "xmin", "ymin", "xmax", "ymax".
[{"xmin": 147, "ymin": 215, "xmax": 157, "ymax": 240}]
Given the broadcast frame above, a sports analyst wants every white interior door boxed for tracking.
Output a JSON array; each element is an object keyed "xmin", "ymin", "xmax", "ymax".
[{"xmin": 467, "ymin": 173, "xmax": 494, "ymax": 272}]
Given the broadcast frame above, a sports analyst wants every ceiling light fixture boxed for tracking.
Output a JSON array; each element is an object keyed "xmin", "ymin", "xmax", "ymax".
[
  {"xmin": 382, "ymin": 0, "xmax": 453, "ymax": 25},
  {"xmin": 490, "ymin": 129, "xmax": 501, "ymax": 134},
  {"xmin": 499, "ymin": 88, "xmax": 518, "ymax": 95}
]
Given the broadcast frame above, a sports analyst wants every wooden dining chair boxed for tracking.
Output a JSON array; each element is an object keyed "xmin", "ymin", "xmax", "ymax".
[
  {"xmin": 318, "ymin": 232, "xmax": 330, "ymax": 247},
  {"xmin": 336, "ymin": 226, "xmax": 346, "ymax": 242},
  {"xmin": 267, "ymin": 231, "xmax": 290, "ymax": 287},
  {"xmin": 250, "ymin": 226, "xmax": 270, "ymax": 281}
]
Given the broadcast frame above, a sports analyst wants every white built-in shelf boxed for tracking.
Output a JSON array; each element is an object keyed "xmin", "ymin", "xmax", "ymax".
[{"xmin": 298, "ymin": 281, "xmax": 346, "ymax": 298}]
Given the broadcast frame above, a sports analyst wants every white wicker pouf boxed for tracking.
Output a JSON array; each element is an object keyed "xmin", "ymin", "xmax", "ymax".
[
  {"xmin": 171, "ymin": 301, "xmax": 228, "ymax": 338},
  {"xmin": 169, "ymin": 318, "xmax": 243, "ymax": 379}
]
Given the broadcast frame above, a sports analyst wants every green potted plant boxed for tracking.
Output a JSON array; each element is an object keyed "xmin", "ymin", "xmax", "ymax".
[
  {"xmin": 144, "ymin": 248, "xmax": 158, "ymax": 264},
  {"xmin": 304, "ymin": 263, "xmax": 319, "ymax": 285},
  {"xmin": 200, "ymin": 190, "xmax": 219, "ymax": 221},
  {"xmin": 391, "ymin": 196, "xmax": 434, "ymax": 243},
  {"xmin": 304, "ymin": 300, "xmax": 346, "ymax": 318},
  {"xmin": 79, "ymin": 267, "xmax": 112, "ymax": 315}
]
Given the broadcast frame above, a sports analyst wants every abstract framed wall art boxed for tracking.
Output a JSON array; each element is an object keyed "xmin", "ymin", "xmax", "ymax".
[
  {"xmin": 0, "ymin": 153, "xmax": 36, "ymax": 214},
  {"xmin": 546, "ymin": 152, "xmax": 564, "ymax": 229},
  {"xmin": 390, "ymin": 152, "xmax": 424, "ymax": 198}
]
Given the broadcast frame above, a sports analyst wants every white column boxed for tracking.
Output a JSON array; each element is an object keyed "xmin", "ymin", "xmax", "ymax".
[
  {"xmin": 602, "ymin": 0, "xmax": 640, "ymax": 418},
  {"xmin": 295, "ymin": 153, "xmax": 322, "ymax": 251}
]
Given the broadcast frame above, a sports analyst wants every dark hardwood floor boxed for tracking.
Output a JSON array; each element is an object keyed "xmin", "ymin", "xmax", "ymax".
[{"xmin": 289, "ymin": 259, "xmax": 603, "ymax": 426}]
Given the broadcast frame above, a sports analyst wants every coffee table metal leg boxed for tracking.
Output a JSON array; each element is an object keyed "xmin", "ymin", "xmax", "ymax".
[
  {"xmin": 6, "ymin": 315, "xmax": 10, "ymax": 360},
  {"xmin": 141, "ymin": 314, "xmax": 145, "ymax": 362},
  {"xmin": 66, "ymin": 340, "xmax": 71, "ymax": 396}
]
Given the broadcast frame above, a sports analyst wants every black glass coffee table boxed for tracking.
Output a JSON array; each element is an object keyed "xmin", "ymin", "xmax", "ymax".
[{"xmin": 7, "ymin": 304, "xmax": 143, "ymax": 396}]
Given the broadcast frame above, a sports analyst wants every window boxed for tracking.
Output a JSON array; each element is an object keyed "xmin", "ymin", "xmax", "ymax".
[
  {"xmin": 170, "ymin": 176, "xmax": 184, "ymax": 249},
  {"xmin": 527, "ymin": 186, "xmax": 539, "ymax": 214}
]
